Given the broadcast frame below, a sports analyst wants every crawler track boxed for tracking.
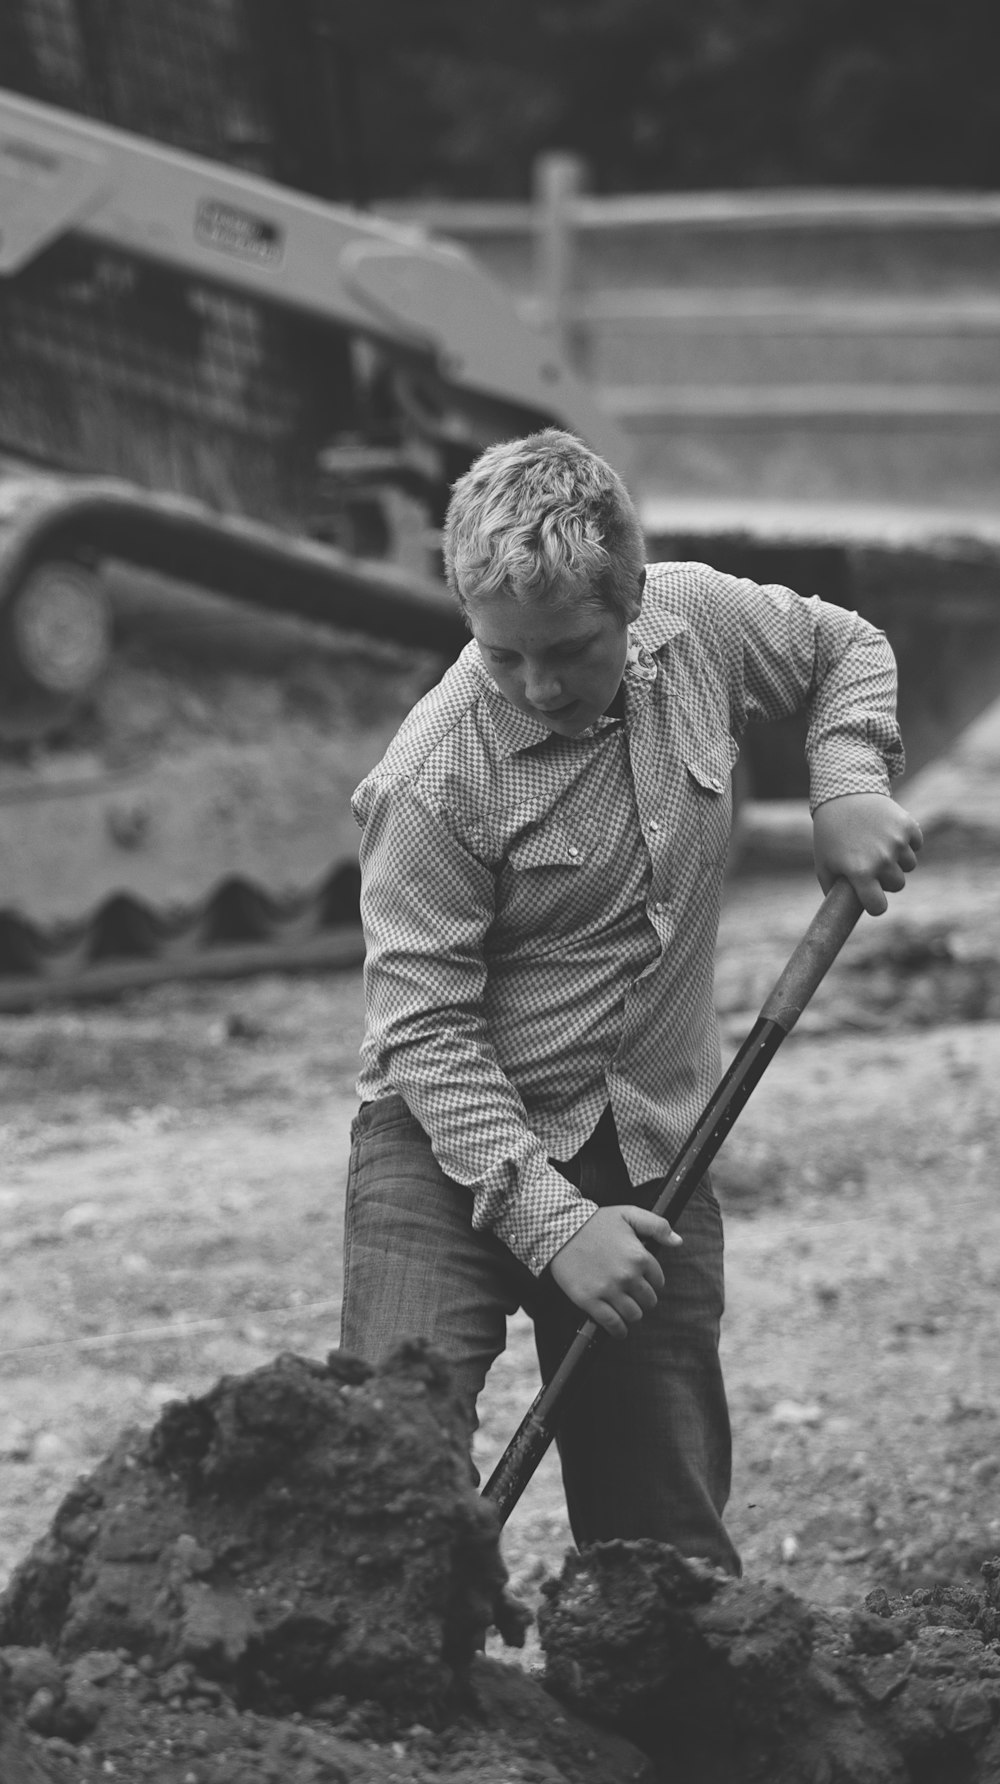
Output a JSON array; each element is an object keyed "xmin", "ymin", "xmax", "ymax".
[{"xmin": 0, "ymin": 923, "xmax": 366, "ymax": 1011}]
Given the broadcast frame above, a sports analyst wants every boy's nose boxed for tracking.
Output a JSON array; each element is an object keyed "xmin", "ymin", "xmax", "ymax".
[{"xmin": 524, "ymin": 665, "xmax": 563, "ymax": 708}]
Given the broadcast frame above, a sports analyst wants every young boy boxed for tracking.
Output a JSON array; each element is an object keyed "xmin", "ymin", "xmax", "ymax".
[{"xmin": 342, "ymin": 429, "xmax": 921, "ymax": 1574}]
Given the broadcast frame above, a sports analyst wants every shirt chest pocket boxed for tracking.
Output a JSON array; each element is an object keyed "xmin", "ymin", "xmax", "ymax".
[
  {"xmin": 506, "ymin": 822, "xmax": 592, "ymax": 872},
  {"xmin": 683, "ymin": 733, "xmax": 739, "ymax": 868},
  {"xmin": 499, "ymin": 820, "xmax": 606, "ymax": 941}
]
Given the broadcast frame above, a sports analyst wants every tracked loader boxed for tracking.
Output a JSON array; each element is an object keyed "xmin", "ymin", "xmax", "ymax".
[
  {"xmin": 4, "ymin": 5, "xmax": 1000, "ymax": 1009},
  {"xmin": 0, "ymin": 65, "xmax": 631, "ymax": 1006}
]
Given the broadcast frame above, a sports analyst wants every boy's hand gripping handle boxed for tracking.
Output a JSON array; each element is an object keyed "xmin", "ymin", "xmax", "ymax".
[{"xmin": 482, "ymin": 877, "xmax": 864, "ymax": 1526}]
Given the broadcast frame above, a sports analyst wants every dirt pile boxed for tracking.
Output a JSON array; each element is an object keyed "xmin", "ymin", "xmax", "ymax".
[
  {"xmin": 4, "ymin": 1342, "xmax": 999, "ymax": 1783},
  {"xmin": 540, "ymin": 1540, "xmax": 1000, "ymax": 1783},
  {"xmin": 0, "ymin": 1345, "xmax": 652, "ymax": 1783}
]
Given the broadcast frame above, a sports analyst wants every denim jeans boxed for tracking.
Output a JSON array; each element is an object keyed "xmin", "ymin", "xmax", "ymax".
[{"xmin": 340, "ymin": 1093, "xmax": 740, "ymax": 1574}]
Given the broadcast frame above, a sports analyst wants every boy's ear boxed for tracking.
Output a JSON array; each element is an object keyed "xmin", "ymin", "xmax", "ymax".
[{"xmin": 625, "ymin": 567, "xmax": 646, "ymax": 622}]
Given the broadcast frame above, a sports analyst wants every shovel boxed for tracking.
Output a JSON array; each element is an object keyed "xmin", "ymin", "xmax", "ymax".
[{"xmin": 482, "ymin": 875, "xmax": 864, "ymax": 1526}]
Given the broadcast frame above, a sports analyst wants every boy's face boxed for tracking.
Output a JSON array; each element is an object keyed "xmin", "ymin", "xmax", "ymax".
[{"xmin": 466, "ymin": 584, "xmax": 637, "ymax": 737}]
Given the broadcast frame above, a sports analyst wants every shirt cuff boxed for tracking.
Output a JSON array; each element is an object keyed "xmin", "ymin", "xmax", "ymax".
[
  {"xmin": 809, "ymin": 746, "xmax": 899, "ymax": 813},
  {"xmin": 473, "ymin": 1155, "xmax": 598, "ymax": 1276}
]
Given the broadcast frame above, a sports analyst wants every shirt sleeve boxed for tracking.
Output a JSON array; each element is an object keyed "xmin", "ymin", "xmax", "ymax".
[
  {"xmin": 701, "ymin": 568, "xmax": 905, "ymax": 808},
  {"xmin": 355, "ymin": 779, "xmax": 598, "ymax": 1274}
]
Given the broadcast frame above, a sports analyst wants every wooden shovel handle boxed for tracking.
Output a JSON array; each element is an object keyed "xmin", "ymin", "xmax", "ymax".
[{"xmin": 760, "ymin": 876, "xmax": 863, "ymax": 1033}]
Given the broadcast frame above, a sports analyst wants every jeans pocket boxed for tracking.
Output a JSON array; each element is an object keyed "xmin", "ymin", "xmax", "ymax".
[
  {"xmin": 692, "ymin": 1173, "xmax": 722, "ymax": 1215},
  {"xmin": 352, "ymin": 1093, "xmax": 417, "ymax": 1148}
]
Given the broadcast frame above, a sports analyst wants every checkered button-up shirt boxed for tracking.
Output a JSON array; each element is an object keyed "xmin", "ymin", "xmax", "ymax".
[{"xmin": 352, "ymin": 561, "xmax": 903, "ymax": 1274}]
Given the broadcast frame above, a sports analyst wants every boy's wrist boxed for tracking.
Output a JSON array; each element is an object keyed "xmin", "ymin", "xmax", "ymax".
[
  {"xmin": 492, "ymin": 1177, "xmax": 598, "ymax": 1277},
  {"xmin": 809, "ymin": 770, "xmax": 893, "ymax": 814}
]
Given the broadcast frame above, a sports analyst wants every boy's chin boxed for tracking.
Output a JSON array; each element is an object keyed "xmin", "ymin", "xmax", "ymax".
[{"xmin": 538, "ymin": 709, "xmax": 590, "ymax": 735}]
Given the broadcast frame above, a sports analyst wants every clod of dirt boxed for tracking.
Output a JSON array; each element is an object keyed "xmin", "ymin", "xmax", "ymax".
[
  {"xmin": 863, "ymin": 1564, "xmax": 1000, "ymax": 1641},
  {"xmin": 0, "ymin": 1660, "xmax": 58, "ymax": 1782},
  {"xmin": 539, "ymin": 1539, "xmax": 1000, "ymax": 1783},
  {"xmin": 0, "ymin": 1343, "xmax": 529, "ymax": 1722},
  {"xmin": 0, "ymin": 1345, "xmax": 655, "ymax": 1783}
]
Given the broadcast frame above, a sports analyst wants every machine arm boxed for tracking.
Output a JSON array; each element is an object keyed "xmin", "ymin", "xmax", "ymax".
[{"xmin": 0, "ymin": 88, "xmax": 631, "ymax": 476}]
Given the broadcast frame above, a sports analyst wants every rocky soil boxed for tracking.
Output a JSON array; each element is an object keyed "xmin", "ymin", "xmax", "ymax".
[
  {"xmin": 542, "ymin": 1540, "xmax": 1000, "ymax": 1782},
  {"xmin": 1, "ymin": 1344, "xmax": 998, "ymax": 1782},
  {"xmin": 0, "ymin": 1347, "xmax": 650, "ymax": 1782}
]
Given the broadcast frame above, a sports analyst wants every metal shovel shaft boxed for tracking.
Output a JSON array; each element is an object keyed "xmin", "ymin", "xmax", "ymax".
[{"xmin": 482, "ymin": 876, "xmax": 863, "ymax": 1526}]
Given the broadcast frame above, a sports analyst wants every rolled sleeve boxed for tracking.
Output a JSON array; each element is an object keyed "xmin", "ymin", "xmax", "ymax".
[
  {"xmin": 355, "ymin": 780, "xmax": 595, "ymax": 1272},
  {"xmin": 699, "ymin": 569, "xmax": 904, "ymax": 803},
  {"xmin": 802, "ymin": 614, "xmax": 905, "ymax": 807}
]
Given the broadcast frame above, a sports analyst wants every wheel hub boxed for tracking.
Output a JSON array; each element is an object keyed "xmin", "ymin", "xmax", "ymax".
[{"xmin": 8, "ymin": 562, "xmax": 111, "ymax": 697}]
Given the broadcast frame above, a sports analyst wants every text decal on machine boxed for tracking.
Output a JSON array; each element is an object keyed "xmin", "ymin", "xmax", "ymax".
[{"xmin": 195, "ymin": 199, "xmax": 284, "ymax": 266}]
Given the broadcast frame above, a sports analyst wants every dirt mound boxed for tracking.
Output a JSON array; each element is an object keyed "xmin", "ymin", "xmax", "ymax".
[
  {"xmin": 0, "ymin": 1345, "xmax": 652, "ymax": 1783},
  {"xmin": 0, "ymin": 1646, "xmax": 654, "ymax": 1784},
  {"xmin": 539, "ymin": 1539, "xmax": 1000, "ymax": 1783},
  {"xmin": 0, "ymin": 1343, "xmax": 523, "ymax": 1718},
  {"xmin": 5, "ymin": 1344, "xmax": 999, "ymax": 1782}
]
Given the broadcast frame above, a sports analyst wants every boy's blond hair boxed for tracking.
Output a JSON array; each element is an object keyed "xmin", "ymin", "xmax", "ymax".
[{"xmin": 443, "ymin": 429, "xmax": 645, "ymax": 623}]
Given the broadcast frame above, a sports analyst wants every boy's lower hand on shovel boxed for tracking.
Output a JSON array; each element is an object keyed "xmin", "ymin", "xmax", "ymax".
[{"xmin": 549, "ymin": 1205, "xmax": 681, "ymax": 1339}]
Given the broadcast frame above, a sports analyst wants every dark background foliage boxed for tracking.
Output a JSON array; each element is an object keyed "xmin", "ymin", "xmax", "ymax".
[
  {"xmin": 336, "ymin": 0, "xmax": 1000, "ymax": 197},
  {"xmin": 3, "ymin": 0, "xmax": 998, "ymax": 197}
]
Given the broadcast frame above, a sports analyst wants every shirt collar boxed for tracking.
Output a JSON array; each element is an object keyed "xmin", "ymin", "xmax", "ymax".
[
  {"xmin": 632, "ymin": 574, "xmax": 689, "ymax": 656},
  {"xmin": 485, "ymin": 685, "xmax": 556, "ymax": 755}
]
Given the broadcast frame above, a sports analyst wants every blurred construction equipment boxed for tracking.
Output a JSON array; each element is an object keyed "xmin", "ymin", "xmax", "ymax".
[
  {"xmin": 3, "ymin": 6, "xmax": 1000, "ymax": 1007},
  {"xmin": 0, "ymin": 4, "xmax": 628, "ymax": 1005}
]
